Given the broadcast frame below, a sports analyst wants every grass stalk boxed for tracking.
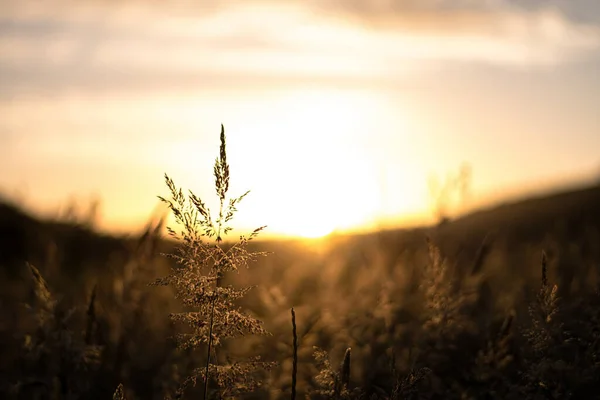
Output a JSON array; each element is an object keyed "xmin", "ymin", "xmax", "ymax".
[{"xmin": 291, "ymin": 308, "xmax": 298, "ymax": 400}]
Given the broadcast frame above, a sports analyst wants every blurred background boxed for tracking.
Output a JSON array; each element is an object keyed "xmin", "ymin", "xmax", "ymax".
[
  {"xmin": 2, "ymin": 1, "xmax": 600, "ymax": 399},
  {"xmin": 2, "ymin": 0, "xmax": 599, "ymax": 238}
]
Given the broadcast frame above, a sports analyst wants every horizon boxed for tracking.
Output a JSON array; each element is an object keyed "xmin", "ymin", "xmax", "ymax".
[
  {"xmin": 2, "ymin": 172, "xmax": 598, "ymax": 241},
  {"xmin": 2, "ymin": 0, "xmax": 599, "ymax": 239}
]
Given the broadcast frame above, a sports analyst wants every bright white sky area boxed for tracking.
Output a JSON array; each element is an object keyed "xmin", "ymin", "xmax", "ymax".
[{"xmin": 1, "ymin": 0, "xmax": 599, "ymax": 238}]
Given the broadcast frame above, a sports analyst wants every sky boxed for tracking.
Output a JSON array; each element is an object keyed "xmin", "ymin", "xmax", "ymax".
[{"xmin": 1, "ymin": 0, "xmax": 599, "ymax": 238}]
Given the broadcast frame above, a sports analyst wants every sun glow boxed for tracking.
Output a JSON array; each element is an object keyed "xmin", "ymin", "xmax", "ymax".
[
  {"xmin": 130, "ymin": 89, "xmax": 418, "ymax": 240},
  {"xmin": 222, "ymin": 89, "xmax": 392, "ymax": 239}
]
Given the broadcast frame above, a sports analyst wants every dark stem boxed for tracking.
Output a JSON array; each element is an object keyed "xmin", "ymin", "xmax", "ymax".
[
  {"xmin": 216, "ymin": 196, "xmax": 224, "ymax": 243},
  {"xmin": 204, "ymin": 288, "xmax": 217, "ymax": 399},
  {"xmin": 291, "ymin": 308, "xmax": 298, "ymax": 400}
]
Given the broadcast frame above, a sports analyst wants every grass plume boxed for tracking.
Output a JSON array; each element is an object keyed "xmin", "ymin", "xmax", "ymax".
[{"xmin": 152, "ymin": 124, "xmax": 274, "ymax": 398}]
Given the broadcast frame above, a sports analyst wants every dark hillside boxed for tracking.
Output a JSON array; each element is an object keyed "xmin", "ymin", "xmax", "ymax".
[{"xmin": 2, "ymin": 184, "xmax": 600, "ymax": 398}]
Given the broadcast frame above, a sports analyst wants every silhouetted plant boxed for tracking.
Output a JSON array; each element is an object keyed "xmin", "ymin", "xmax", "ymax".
[
  {"xmin": 113, "ymin": 383, "xmax": 126, "ymax": 400},
  {"xmin": 428, "ymin": 163, "xmax": 471, "ymax": 224},
  {"xmin": 311, "ymin": 346, "xmax": 355, "ymax": 399},
  {"xmin": 13, "ymin": 263, "xmax": 102, "ymax": 398},
  {"xmin": 152, "ymin": 125, "xmax": 275, "ymax": 398},
  {"xmin": 521, "ymin": 252, "xmax": 566, "ymax": 398}
]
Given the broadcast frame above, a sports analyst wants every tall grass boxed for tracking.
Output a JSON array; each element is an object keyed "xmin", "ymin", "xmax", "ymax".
[
  {"xmin": 3, "ymin": 125, "xmax": 600, "ymax": 399},
  {"xmin": 152, "ymin": 125, "xmax": 275, "ymax": 398}
]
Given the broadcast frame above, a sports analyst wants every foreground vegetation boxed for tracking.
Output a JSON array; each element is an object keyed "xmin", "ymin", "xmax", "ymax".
[{"xmin": 2, "ymin": 126, "xmax": 600, "ymax": 399}]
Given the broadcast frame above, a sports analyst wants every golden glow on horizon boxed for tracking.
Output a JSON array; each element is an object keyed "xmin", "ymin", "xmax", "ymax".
[
  {"xmin": 274, "ymin": 216, "xmax": 336, "ymax": 239},
  {"xmin": 2, "ymin": 2, "xmax": 600, "ymax": 239},
  {"xmin": 223, "ymin": 89, "xmax": 394, "ymax": 239},
  {"xmin": 158, "ymin": 88, "xmax": 406, "ymax": 239},
  {"xmin": 5, "ymin": 85, "xmax": 600, "ymax": 240}
]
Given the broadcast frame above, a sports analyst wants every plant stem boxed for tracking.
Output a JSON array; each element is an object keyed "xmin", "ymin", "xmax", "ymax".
[
  {"xmin": 204, "ymin": 294, "xmax": 217, "ymax": 400},
  {"xmin": 291, "ymin": 308, "xmax": 298, "ymax": 400}
]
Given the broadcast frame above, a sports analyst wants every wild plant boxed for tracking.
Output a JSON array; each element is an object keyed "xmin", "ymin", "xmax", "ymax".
[
  {"xmin": 11, "ymin": 263, "xmax": 102, "ymax": 398},
  {"xmin": 113, "ymin": 383, "xmax": 126, "ymax": 400},
  {"xmin": 152, "ymin": 125, "xmax": 275, "ymax": 398},
  {"xmin": 101, "ymin": 216, "xmax": 183, "ymax": 400},
  {"xmin": 407, "ymin": 238, "xmax": 480, "ymax": 396},
  {"xmin": 521, "ymin": 252, "xmax": 567, "ymax": 398},
  {"xmin": 311, "ymin": 346, "xmax": 354, "ymax": 399},
  {"xmin": 420, "ymin": 238, "xmax": 473, "ymax": 338},
  {"xmin": 389, "ymin": 353, "xmax": 430, "ymax": 400},
  {"xmin": 520, "ymin": 252, "xmax": 600, "ymax": 399},
  {"xmin": 469, "ymin": 312, "xmax": 516, "ymax": 399}
]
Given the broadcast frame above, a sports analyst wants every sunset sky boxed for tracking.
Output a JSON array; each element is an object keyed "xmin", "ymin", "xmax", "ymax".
[{"xmin": 1, "ymin": 0, "xmax": 599, "ymax": 238}]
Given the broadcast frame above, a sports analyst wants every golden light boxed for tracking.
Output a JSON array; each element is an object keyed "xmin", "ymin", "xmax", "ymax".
[
  {"xmin": 135, "ymin": 88, "xmax": 419, "ymax": 240},
  {"xmin": 224, "ymin": 88, "xmax": 392, "ymax": 239}
]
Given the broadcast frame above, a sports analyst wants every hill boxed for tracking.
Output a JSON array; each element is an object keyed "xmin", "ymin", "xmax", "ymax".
[
  {"xmin": 2, "ymin": 183, "xmax": 600, "ymax": 399},
  {"xmin": 2, "ymin": 183, "xmax": 600, "ymax": 281}
]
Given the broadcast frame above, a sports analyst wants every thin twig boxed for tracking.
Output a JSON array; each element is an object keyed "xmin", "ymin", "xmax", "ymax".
[{"xmin": 291, "ymin": 308, "xmax": 298, "ymax": 400}]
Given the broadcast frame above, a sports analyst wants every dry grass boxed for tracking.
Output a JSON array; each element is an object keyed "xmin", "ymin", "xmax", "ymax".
[
  {"xmin": 2, "ymin": 125, "xmax": 600, "ymax": 399},
  {"xmin": 151, "ymin": 125, "xmax": 276, "ymax": 399}
]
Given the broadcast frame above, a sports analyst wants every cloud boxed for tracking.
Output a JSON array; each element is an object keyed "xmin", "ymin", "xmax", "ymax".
[
  {"xmin": 306, "ymin": 1, "xmax": 600, "ymax": 58},
  {"xmin": 0, "ymin": 0, "xmax": 599, "ymax": 99},
  {"xmin": 307, "ymin": 0, "xmax": 600, "ymax": 25}
]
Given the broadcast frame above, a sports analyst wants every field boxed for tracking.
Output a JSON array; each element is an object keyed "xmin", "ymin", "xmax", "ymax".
[
  {"xmin": 2, "ymin": 172, "xmax": 600, "ymax": 399},
  {"xmin": 3, "ymin": 0, "xmax": 600, "ymax": 397}
]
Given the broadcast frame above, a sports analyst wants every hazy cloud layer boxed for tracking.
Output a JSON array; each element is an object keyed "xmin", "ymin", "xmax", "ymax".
[
  {"xmin": 310, "ymin": 0, "xmax": 600, "ymax": 24},
  {"xmin": 1, "ymin": 0, "xmax": 599, "ymax": 234},
  {"xmin": 1, "ymin": 0, "xmax": 599, "ymax": 98}
]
